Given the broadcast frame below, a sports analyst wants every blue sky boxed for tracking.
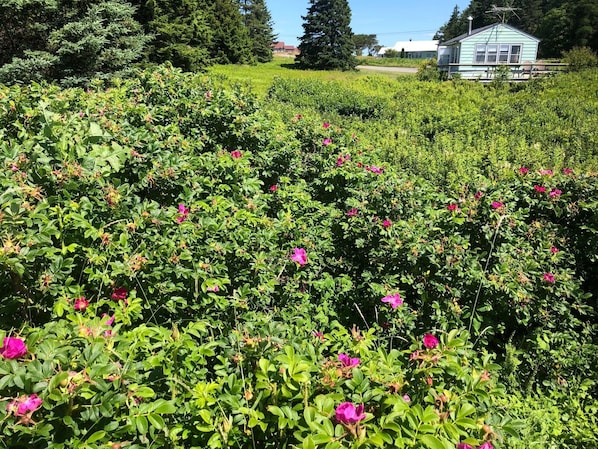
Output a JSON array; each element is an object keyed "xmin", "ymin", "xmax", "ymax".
[{"xmin": 266, "ymin": 1, "xmax": 470, "ymax": 48}]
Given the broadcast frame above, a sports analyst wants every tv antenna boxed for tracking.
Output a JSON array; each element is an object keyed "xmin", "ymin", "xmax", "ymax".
[{"xmin": 486, "ymin": 4, "xmax": 520, "ymax": 23}]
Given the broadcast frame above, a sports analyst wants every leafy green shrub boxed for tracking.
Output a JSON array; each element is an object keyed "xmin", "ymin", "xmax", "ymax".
[{"xmin": 562, "ymin": 46, "xmax": 598, "ymax": 71}]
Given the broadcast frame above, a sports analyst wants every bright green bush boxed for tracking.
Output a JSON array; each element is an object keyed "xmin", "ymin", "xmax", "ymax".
[{"xmin": 0, "ymin": 65, "xmax": 597, "ymax": 447}]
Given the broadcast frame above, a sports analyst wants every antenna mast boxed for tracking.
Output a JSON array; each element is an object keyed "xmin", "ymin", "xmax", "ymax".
[{"xmin": 486, "ymin": 4, "xmax": 520, "ymax": 23}]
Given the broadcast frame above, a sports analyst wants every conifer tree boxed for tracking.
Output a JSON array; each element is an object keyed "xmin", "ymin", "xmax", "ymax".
[
  {"xmin": 240, "ymin": 0, "xmax": 276, "ymax": 63},
  {"xmin": 139, "ymin": 0, "xmax": 213, "ymax": 71},
  {"xmin": 207, "ymin": 0, "xmax": 254, "ymax": 64},
  {"xmin": 296, "ymin": 0, "xmax": 356, "ymax": 70}
]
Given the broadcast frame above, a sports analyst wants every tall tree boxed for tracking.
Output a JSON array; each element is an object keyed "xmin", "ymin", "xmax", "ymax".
[
  {"xmin": 239, "ymin": 0, "xmax": 276, "ymax": 63},
  {"xmin": 139, "ymin": 0, "xmax": 213, "ymax": 71},
  {"xmin": 353, "ymin": 34, "xmax": 378, "ymax": 56},
  {"xmin": 207, "ymin": 0, "xmax": 253, "ymax": 64},
  {"xmin": 0, "ymin": 0, "xmax": 149, "ymax": 86},
  {"xmin": 296, "ymin": 0, "xmax": 356, "ymax": 70}
]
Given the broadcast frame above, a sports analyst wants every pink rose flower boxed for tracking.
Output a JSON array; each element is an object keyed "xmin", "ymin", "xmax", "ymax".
[
  {"xmin": 230, "ymin": 150, "xmax": 242, "ymax": 159},
  {"xmin": 543, "ymin": 273, "xmax": 555, "ymax": 283},
  {"xmin": 346, "ymin": 208, "xmax": 358, "ymax": 217},
  {"xmin": 323, "ymin": 122, "xmax": 331, "ymax": 128},
  {"xmin": 322, "ymin": 138, "xmax": 332, "ymax": 146},
  {"xmin": 338, "ymin": 353, "xmax": 360, "ymax": 368},
  {"xmin": 102, "ymin": 314, "xmax": 115, "ymax": 326},
  {"xmin": 6, "ymin": 394, "xmax": 43, "ymax": 416},
  {"xmin": 491, "ymin": 201, "xmax": 504, "ymax": 209},
  {"xmin": 403, "ymin": 394, "xmax": 411, "ymax": 403},
  {"xmin": 290, "ymin": 248, "xmax": 307, "ymax": 266},
  {"xmin": 447, "ymin": 203, "xmax": 458, "ymax": 211},
  {"xmin": 382, "ymin": 219, "xmax": 392, "ymax": 228},
  {"xmin": 381, "ymin": 293, "xmax": 403, "ymax": 309},
  {"xmin": 550, "ymin": 246, "xmax": 559, "ymax": 254},
  {"xmin": 207, "ymin": 285, "xmax": 219, "ymax": 293},
  {"xmin": 74, "ymin": 296, "xmax": 89, "ymax": 311},
  {"xmin": 518, "ymin": 167, "xmax": 529, "ymax": 175},
  {"xmin": 335, "ymin": 402, "xmax": 366, "ymax": 424},
  {"xmin": 269, "ymin": 184, "xmax": 278, "ymax": 192},
  {"xmin": 539, "ymin": 169, "xmax": 553, "ymax": 176},
  {"xmin": 177, "ymin": 203, "xmax": 190, "ymax": 223},
  {"xmin": 457, "ymin": 444, "xmax": 474, "ymax": 449},
  {"xmin": 423, "ymin": 333, "xmax": 439, "ymax": 349},
  {"xmin": 562, "ymin": 168, "xmax": 573, "ymax": 175},
  {"xmin": 111, "ymin": 287, "xmax": 128, "ymax": 301},
  {"xmin": 478, "ymin": 442, "xmax": 494, "ymax": 449},
  {"xmin": 549, "ymin": 188, "xmax": 562, "ymax": 198},
  {"xmin": 0, "ymin": 337, "xmax": 28, "ymax": 359},
  {"xmin": 534, "ymin": 185, "xmax": 546, "ymax": 193}
]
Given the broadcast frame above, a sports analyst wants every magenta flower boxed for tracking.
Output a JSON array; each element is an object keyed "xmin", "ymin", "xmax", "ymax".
[
  {"xmin": 491, "ymin": 201, "xmax": 504, "ymax": 209},
  {"xmin": 103, "ymin": 314, "xmax": 115, "ymax": 326},
  {"xmin": 478, "ymin": 442, "xmax": 494, "ymax": 449},
  {"xmin": 563, "ymin": 168, "xmax": 573, "ymax": 175},
  {"xmin": 6, "ymin": 394, "xmax": 43, "ymax": 416},
  {"xmin": 382, "ymin": 219, "xmax": 392, "ymax": 228},
  {"xmin": 312, "ymin": 331, "xmax": 325, "ymax": 341},
  {"xmin": 543, "ymin": 272, "xmax": 555, "ymax": 283},
  {"xmin": 269, "ymin": 184, "xmax": 278, "ymax": 192},
  {"xmin": 335, "ymin": 402, "xmax": 366, "ymax": 424},
  {"xmin": 230, "ymin": 150, "xmax": 242, "ymax": 159},
  {"xmin": 290, "ymin": 248, "xmax": 307, "ymax": 266},
  {"xmin": 368, "ymin": 165, "xmax": 384, "ymax": 174},
  {"xmin": 474, "ymin": 191, "xmax": 483, "ymax": 200},
  {"xmin": 423, "ymin": 333, "xmax": 439, "ymax": 349},
  {"xmin": 534, "ymin": 185, "xmax": 546, "ymax": 193},
  {"xmin": 338, "ymin": 353, "xmax": 360, "ymax": 368},
  {"xmin": 550, "ymin": 246, "xmax": 560, "ymax": 254},
  {"xmin": 111, "ymin": 287, "xmax": 128, "ymax": 301},
  {"xmin": 207, "ymin": 285, "xmax": 219, "ymax": 293},
  {"xmin": 323, "ymin": 122, "xmax": 331, "ymax": 128},
  {"xmin": 381, "ymin": 293, "xmax": 403, "ymax": 309},
  {"xmin": 457, "ymin": 444, "xmax": 474, "ymax": 449},
  {"xmin": 177, "ymin": 203, "xmax": 190, "ymax": 223},
  {"xmin": 518, "ymin": 167, "xmax": 529, "ymax": 175},
  {"xmin": 539, "ymin": 169, "xmax": 553, "ymax": 176},
  {"xmin": 322, "ymin": 138, "xmax": 332, "ymax": 146},
  {"xmin": 74, "ymin": 296, "xmax": 89, "ymax": 311},
  {"xmin": 549, "ymin": 188, "xmax": 562, "ymax": 198},
  {"xmin": 447, "ymin": 203, "xmax": 458, "ymax": 211},
  {"xmin": 402, "ymin": 394, "xmax": 411, "ymax": 403},
  {"xmin": 346, "ymin": 208, "xmax": 358, "ymax": 217},
  {"xmin": 0, "ymin": 337, "xmax": 27, "ymax": 359}
]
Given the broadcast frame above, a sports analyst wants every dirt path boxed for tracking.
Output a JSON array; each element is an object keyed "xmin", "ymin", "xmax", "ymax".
[{"xmin": 356, "ymin": 65, "xmax": 418, "ymax": 73}]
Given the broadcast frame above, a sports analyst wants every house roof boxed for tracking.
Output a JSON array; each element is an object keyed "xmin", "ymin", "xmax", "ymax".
[
  {"xmin": 390, "ymin": 40, "xmax": 439, "ymax": 53},
  {"xmin": 441, "ymin": 23, "xmax": 540, "ymax": 46}
]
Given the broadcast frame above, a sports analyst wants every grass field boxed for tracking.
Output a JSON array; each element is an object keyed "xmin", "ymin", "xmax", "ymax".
[{"xmin": 207, "ymin": 55, "xmax": 409, "ymax": 97}]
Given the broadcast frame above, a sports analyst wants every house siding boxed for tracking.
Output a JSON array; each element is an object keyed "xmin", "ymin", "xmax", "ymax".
[{"xmin": 439, "ymin": 24, "xmax": 540, "ymax": 79}]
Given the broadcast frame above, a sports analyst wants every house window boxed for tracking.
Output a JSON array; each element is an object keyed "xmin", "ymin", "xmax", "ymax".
[{"xmin": 475, "ymin": 44, "xmax": 522, "ymax": 63}]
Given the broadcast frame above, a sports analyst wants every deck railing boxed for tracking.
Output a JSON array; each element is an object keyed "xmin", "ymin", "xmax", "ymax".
[{"xmin": 438, "ymin": 62, "xmax": 569, "ymax": 80}]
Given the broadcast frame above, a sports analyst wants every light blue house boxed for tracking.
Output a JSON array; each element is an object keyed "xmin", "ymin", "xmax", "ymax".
[{"xmin": 437, "ymin": 23, "xmax": 540, "ymax": 79}]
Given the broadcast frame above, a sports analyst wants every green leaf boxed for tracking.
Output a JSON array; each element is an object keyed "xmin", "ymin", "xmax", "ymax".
[
  {"xmin": 420, "ymin": 434, "xmax": 446, "ymax": 449},
  {"xmin": 86, "ymin": 430, "xmax": 106, "ymax": 443},
  {"xmin": 153, "ymin": 400, "xmax": 177, "ymax": 414}
]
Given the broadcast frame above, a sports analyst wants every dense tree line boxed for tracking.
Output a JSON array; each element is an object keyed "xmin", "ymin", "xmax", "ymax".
[
  {"xmin": 436, "ymin": 0, "xmax": 598, "ymax": 58},
  {"xmin": 0, "ymin": 0, "xmax": 276, "ymax": 86}
]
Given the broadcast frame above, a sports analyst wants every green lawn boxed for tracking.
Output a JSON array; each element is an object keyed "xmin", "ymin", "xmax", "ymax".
[{"xmin": 206, "ymin": 55, "xmax": 407, "ymax": 97}]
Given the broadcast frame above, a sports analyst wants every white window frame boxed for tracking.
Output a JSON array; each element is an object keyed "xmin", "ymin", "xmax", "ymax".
[{"xmin": 474, "ymin": 44, "xmax": 522, "ymax": 64}]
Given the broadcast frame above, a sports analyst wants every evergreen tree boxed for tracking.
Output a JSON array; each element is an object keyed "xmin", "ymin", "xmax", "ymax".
[
  {"xmin": 296, "ymin": 0, "xmax": 356, "ymax": 70},
  {"xmin": 435, "ymin": 5, "xmax": 466, "ymax": 41},
  {"xmin": 139, "ymin": 0, "xmax": 213, "ymax": 71},
  {"xmin": 207, "ymin": 0, "xmax": 254, "ymax": 64},
  {"xmin": 0, "ymin": 0, "xmax": 149, "ymax": 86},
  {"xmin": 240, "ymin": 0, "xmax": 276, "ymax": 63}
]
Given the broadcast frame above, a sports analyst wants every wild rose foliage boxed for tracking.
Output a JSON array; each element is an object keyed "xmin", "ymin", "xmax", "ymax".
[{"xmin": 0, "ymin": 66, "xmax": 596, "ymax": 449}]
